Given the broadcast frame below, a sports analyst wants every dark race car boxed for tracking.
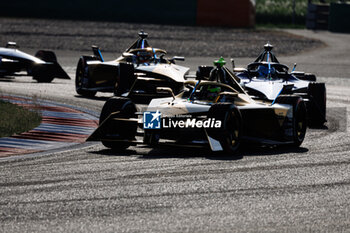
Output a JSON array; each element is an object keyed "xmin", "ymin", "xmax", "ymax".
[
  {"xmin": 75, "ymin": 31, "xmax": 189, "ymax": 102},
  {"xmin": 231, "ymin": 43, "xmax": 326, "ymax": 127},
  {"xmin": 87, "ymin": 58, "xmax": 307, "ymax": 158},
  {"xmin": 0, "ymin": 42, "xmax": 70, "ymax": 82}
]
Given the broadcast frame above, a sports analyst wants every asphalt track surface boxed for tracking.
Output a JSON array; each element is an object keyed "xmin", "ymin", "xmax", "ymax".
[{"xmin": 1, "ymin": 22, "xmax": 350, "ymax": 232}]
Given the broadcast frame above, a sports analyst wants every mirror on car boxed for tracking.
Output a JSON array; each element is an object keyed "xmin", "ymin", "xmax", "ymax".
[
  {"xmin": 230, "ymin": 58, "xmax": 235, "ymax": 69},
  {"xmin": 169, "ymin": 56, "xmax": 185, "ymax": 64},
  {"xmin": 156, "ymin": 87, "xmax": 175, "ymax": 100},
  {"xmin": 122, "ymin": 52, "xmax": 134, "ymax": 58}
]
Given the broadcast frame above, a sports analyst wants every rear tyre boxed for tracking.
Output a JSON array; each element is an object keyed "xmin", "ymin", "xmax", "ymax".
[
  {"xmin": 307, "ymin": 82, "xmax": 326, "ymax": 127},
  {"xmin": 114, "ymin": 62, "xmax": 136, "ymax": 96},
  {"xmin": 207, "ymin": 103, "xmax": 242, "ymax": 157},
  {"xmin": 99, "ymin": 97, "xmax": 137, "ymax": 150},
  {"xmin": 75, "ymin": 56, "xmax": 98, "ymax": 97},
  {"xmin": 275, "ymin": 95, "xmax": 307, "ymax": 147},
  {"xmin": 33, "ymin": 69, "xmax": 55, "ymax": 83}
]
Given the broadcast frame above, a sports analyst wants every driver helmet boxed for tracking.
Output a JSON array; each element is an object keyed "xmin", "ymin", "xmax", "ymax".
[
  {"xmin": 137, "ymin": 50, "xmax": 153, "ymax": 65},
  {"xmin": 206, "ymin": 86, "xmax": 221, "ymax": 101},
  {"xmin": 257, "ymin": 65, "xmax": 275, "ymax": 78},
  {"xmin": 209, "ymin": 57, "xmax": 229, "ymax": 84}
]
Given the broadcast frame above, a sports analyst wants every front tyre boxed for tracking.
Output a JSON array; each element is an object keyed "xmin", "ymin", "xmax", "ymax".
[
  {"xmin": 33, "ymin": 71, "xmax": 55, "ymax": 83},
  {"xmin": 208, "ymin": 103, "xmax": 242, "ymax": 157},
  {"xmin": 99, "ymin": 97, "xmax": 137, "ymax": 150},
  {"xmin": 276, "ymin": 95, "xmax": 307, "ymax": 147}
]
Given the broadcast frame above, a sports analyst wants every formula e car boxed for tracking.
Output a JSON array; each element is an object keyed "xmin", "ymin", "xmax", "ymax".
[
  {"xmin": 228, "ymin": 43, "xmax": 326, "ymax": 127},
  {"xmin": 75, "ymin": 31, "xmax": 189, "ymax": 101},
  {"xmin": 87, "ymin": 58, "xmax": 307, "ymax": 157},
  {"xmin": 0, "ymin": 42, "xmax": 70, "ymax": 82}
]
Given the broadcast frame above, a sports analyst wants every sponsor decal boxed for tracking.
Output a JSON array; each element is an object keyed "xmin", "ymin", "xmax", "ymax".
[
  {"xmin": 143, "ymin": 110, "xmax": 162, "ymax": 129},
  {"xmin": 143, "ymin": 111, "xmax": 221, "ymax": 129}
]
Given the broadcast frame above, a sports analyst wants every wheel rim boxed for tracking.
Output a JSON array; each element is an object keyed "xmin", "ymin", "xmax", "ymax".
[
  {"xmin": 295, "ymin": 104, "xmax": 306, "ymax": 141},
  {"xmin": 226, "ymin": 111, "xmax": 240, "ymax": 148},
  {"xmin": 76, "ymin": 61, "xmax": 85, "ymax": 89}
]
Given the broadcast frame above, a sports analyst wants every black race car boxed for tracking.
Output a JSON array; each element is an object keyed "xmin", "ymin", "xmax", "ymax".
[
  {"xmin": 75, "ymin": 31, "xmax": 189, "ymax": 101},
  {"xmin": 87, "ymin": 58, "xmax": 307, "ymax": 157},
  {"xmin": 0, "ymin": 42, "xmax": 70, "ymax": 82}
]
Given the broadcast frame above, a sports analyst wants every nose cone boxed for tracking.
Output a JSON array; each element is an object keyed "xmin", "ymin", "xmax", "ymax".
[{"xmin": 245, "ymin": 80, "xmax": 285, "ymax": 100}]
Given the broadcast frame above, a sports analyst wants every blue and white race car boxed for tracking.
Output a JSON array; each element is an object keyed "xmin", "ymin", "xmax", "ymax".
[{"xmin": 232, "ymin": 43, "xmax": 326, "ymax": 127}]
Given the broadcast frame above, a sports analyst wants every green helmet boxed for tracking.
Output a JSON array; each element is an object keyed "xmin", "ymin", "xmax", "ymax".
[
  {"xmin": 213, "ymin": 57, "xmax": 226, "ymax": 67},
  {"xmin": 207, "ymin": 86, "xmax": 221, "ymax": 93}
]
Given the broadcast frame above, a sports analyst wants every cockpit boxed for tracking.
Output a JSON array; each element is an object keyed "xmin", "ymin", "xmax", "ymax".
[
  {"xmin": 247, "ymin": 62, "xmax": 289, "ymax": 80},
  {"xmin": 188, "ymin": 82, "xmax": 240, "ymax": 104},
  {"xmin": 124, "ymin": 48, "xmax": 167, "ymax": 66}
]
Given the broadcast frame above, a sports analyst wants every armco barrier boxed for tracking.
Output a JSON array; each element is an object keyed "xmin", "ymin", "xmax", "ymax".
[{"xmin": 1, "ymin": 0, "xmax": 255, "ymax": 27}]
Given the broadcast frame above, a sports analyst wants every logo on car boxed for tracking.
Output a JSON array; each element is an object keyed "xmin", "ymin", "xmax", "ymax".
[{"xmin": 143, "ymin": 110, "xmax": 161, "ymax": 129}]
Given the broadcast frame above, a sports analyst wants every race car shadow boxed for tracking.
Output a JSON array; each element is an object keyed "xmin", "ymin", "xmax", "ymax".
[
  {"xmin": 0, "ymin": 76, "xmax": 36, "ymax": 83},
  {"xmin": 138, "ymin": 143, "xmax": 309, "ymax": 160},
  {"xmin": 90, "ymin": 146, "xmax": 217, "ymax": 159},
  {"xmin": 91, "ymin": 143, "xmax": 308, "ymax": 161},
  {"xmin": 0, "ymin": 76, "xmax": 16, "ymax": 81},
  {"xmin": 90, "ymin": 148, "xmax": 138, "ymax": 157},
  {"xmin": 0, "ymin": 76, "xmax": 69, "ymax": 84},
  {"xmin": 141, "ymin": 146, "xmax": 216, "ymax": 159},
  {"xmin": 74, "ymin": 95, "xmax": 110, "ymax": 102},
  {"xmin": 308, "ymin": 125, "xmax": 328, "ymax": 130},
  {"xmin": 239, "ymin": 144, "xmax": 309, "ymax": 158}
]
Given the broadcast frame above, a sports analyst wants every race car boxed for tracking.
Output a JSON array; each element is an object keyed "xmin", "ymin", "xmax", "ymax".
[
  {"xmin": 75, "ymin": 31, "xmax": 189, "ymax": 101},
  {"xmin": 228, "ymin": 43, "xmax": 326, "ymax": 127},
  {"xmin": 0, "ymin": 41, "xmax": 70, "ymax": 82},
  {"xmin": 87, "ymin": 58, "xmax": 307, "ymax": 157}
]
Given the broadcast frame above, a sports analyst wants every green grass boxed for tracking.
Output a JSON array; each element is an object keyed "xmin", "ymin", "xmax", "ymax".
[
  {"xmin": 256, "ymin": 0, "xmax": 339, "ymax": 26},
  {"xmin": 0, "ymin": 100, "xmax": 42, "ymax": 138}
]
